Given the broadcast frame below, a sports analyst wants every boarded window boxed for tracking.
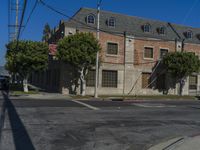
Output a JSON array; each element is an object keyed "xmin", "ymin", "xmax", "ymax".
[
  {"xmin": 144, "ymin": 47, "xmax": 153, "ymax": 58},
  {"xmin": 189, "ymin": 75, "xmax": 197, "ymax": 90},
  {"xmin": 160, "ymin": 49, "xmax": 168, "ymax": 59},
  {"xmin": 86, "ymin": 70, "xmax": 95, "ymax": 87},
  {"xmin": 107, "ymin": 43, "xmax": 118, "ymax": 55},
  {"xmin": 102, "ymin": 70, "xmax": 117, "ymax": 87},
  {"xmin": 142, "ymin": 73, "xmax": 151, "ymax": 88}
]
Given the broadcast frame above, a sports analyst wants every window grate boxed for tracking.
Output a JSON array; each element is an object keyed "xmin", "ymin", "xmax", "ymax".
[
  {"xmin": 86, "ymin": 70, "xmax": 95, "ymax": 87},
  {"xmin": 102, "ymin": 70, "xmax": 117, "ymax": 88},
  {"xmin": 107, "ymin": 43, "xmax": 118, "ymax": 55}
]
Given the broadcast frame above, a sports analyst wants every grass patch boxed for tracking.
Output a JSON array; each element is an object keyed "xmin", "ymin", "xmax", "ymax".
[
  {"xmin": 11, "ymin": 90, "xmax": 39, "ymax": 95},
  {"xmin": 9, "ymin": 83, "xmax": 23, "ymax": 91},
  {"xmin": 9, "ymin": 83, "xmax": 39, "ymax": 95},
  {"xmin": 70, "ymin": 95, "xmax": 93, "ymax": 99}
]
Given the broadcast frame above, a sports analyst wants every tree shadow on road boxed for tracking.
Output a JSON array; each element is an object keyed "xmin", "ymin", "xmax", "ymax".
[{"xmin": 0, "ymin": 91, "xmax": 35, "ymax": 150}]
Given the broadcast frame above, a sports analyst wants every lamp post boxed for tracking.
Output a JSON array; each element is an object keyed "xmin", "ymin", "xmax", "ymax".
[{"xmin": 94, "ymin": 0, "xmax": 102, "ymax": 98}]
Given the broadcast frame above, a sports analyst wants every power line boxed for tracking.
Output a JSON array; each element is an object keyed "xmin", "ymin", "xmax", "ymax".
[
  {"xmin": 39, "ymin": 0, "xmax": 180, "ymax": 44},
  {"xmin": 21, "ymin": 0, "xmax": 39, "ymax": 35},
  {"xmin": 182, "ymin": 0, "xmax": 199, "ymax": 24}
]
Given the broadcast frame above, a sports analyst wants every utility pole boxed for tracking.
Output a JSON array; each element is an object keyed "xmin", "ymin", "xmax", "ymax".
[
  {"xmin": 15, "ymin": 0, "xmax": 19, "ymax": 39},
  {"xmin": 94, "ymin": 0, "xmax": 102, "ymax": 98},
  {"xmin": 8, "ymin": 0, "xmax": 22, "ymax": 41}
]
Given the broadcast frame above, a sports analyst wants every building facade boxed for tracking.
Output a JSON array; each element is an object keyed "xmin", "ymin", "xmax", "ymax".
[{"xmin": 31, "ymin": 8, "xmax": 200, "ymax": 96}]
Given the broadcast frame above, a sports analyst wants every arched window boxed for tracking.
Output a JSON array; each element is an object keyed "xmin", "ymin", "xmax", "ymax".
[
  {"xmin": 159, "ymin": 26, "xmax": 166, "ymax": 35},
  {"xmin": 108, "ymin": 17, "xmax": 116, "ymax": 27},
  {"xmin": 87, "ymin": 14, "xmax": 95, "ymax": 24},
  {"xmin": 143, "ymin": 24, "xmax": 151, "ymax": 33},
  {"xmin": 185, "ymin": 31, "xmax": 193, "ymax": 39}
]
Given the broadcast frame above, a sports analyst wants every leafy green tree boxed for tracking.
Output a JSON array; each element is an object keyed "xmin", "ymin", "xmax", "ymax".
[
  {"xmin": 42, "ymin": 23, "xmax": 51, "ymax": 42},
  {"xmin": 6, "ymin": 40, "xmax": 49, "ymax": 92},
  {"xmin": 57, "ymin": 32, "xmax": 101, "ymax": 96},
  {"xmin": 163, "ymin": 52, "xmax": 200, "ymax": 95}
]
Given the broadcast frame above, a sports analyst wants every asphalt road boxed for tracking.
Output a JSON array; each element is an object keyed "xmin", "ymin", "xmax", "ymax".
[{"xmin": 0, "ymin": 91, "xmax": 200, "ymax": 150}]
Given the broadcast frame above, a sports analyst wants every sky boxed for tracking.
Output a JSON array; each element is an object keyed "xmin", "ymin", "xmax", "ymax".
[{"xmin": 1, "ymin": 0, "xmax": 200, "ymax": 66}]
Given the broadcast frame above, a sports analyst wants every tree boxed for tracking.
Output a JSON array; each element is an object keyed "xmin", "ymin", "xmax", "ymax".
[
  {"xmin": 6, "ymin": 40, "xmax": 49, "ymax": 92},
  {"xmin": 57, "ymin": 32, "xmax": 101, "ymax": 96},
  {"xmin": 163, "ymin": 52, "xmax": 200, "ymax": 95},
  {"xmin": 42, "ymin": 23, "xmax": 51, "ymax": 42}
]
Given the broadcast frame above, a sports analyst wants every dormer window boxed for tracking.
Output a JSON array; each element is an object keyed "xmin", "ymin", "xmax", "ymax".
[
  {"xmin": 87, "ymin": 14, "xmax": 95, "ymax": 24},
  {"xmin": 158, "ymin": 26, "xmax": 166, "ymax": 35},
  {"xmin": 143, "ymin": 24, "xmax": 151, "ymax": 33},
  {"xmin": 108, "ymin": 17, "xmax": 116, "ymax": 27},
  {"xmin": 185, "ymin": 31, "xmax": 193, "ymax": 39}
]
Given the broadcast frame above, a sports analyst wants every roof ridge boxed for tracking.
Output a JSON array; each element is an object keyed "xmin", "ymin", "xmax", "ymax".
[{"xmin": 80, "ymin": 7, "xmax": 200, "ymax": 30}]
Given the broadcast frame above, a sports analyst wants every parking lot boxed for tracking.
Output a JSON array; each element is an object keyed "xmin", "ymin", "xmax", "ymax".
[{"xmin": 0, "ymin": 91, "xmax": 200, "ymax": 150}]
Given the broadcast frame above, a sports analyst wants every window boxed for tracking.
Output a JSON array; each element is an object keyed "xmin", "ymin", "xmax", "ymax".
[
  {"xmin": 107, "ymin": 42, "xmax": 118, "ymax": 55},
  {"xmin": 108, "ymin": 17, "xmax": 116, "ymax": 27},
  {"xmin": 102, "ymin": 70, "xmax": 117, "ymax": 87},
  {"xmin": 159, "ymin": 26, "xmax": 166, "ymax": 35},
  {"xmin": 144, "ymin": 47, "xmax": 153, "ymax": 59},
  {"xmin": 87, "ymin": 14, "xmax": 95, "ymax": 24},
  {"xmin": 160, "ymin": 49, "xmax": 168, "ymax": 59},
  {"xmin": 185, "ymin": 31, "xmax": 193, "ymax": 39},
  {"xmin": 142, "ymin": 73, "xmax": 151, "ymax": 88},
  {"xmin": 189, "ymin": 75, "xmax": 197, "ymax": 90},
  {"xmin": 143, "ymin": 24, "xmax": 151, "ymax": 33},
  {"xmin": 86, "ymin": 70, "xmax": 95, "ymax": 87}
]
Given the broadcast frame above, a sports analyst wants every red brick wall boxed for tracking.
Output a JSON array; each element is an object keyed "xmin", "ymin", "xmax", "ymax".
[
  {"xmin": 99, "ymin": 32, "xmax": 125, "ymax": 64},
  {"xmin": 184, "ymin": 43, "xmax": 200, "ymax": 56},
  {"xmin": 134, "ymin": 39, "xmax": 176, "ymax": 67}
]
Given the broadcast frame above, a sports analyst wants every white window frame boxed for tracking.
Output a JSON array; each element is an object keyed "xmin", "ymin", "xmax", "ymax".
[
  {"xmin": 159, "ymin": 48, "xmax": 169, "ymax": 59},
  {"xmin": 106, "ymin": 41, "xmax": 119, "ymax": 55},
  {"xmin": 108, "ymin": 17, "xmax": 116, "ymax": 28},
  {"xmin": 87, "ymin": 14, "xmax": 95, "ymax": 24},
  {"xmin": 143, "ymin": 46, "xmax": 154, "ymax": 60}
]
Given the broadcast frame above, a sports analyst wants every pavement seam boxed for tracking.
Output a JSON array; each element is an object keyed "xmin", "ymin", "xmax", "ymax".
[
  {"xmin": 70, "ymin": 100, "xmax": 100, "ymax": 110},
  {"xmin": 162, "ymin": 137, "xmax": 185, "ymax": 150}
]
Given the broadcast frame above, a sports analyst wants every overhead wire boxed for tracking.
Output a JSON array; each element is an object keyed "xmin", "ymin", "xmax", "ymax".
[
  {"xmin": 39, "ymin": 0, "xmax": 172, "ymax": 95},
  {"xmin": 21, "ymin": 0, "xmax": 39, "ymax": 36},
  {"xmin": 182, "ymin": 0, "xmax": 199, "ymax": 24},
  {"xmin": 39, "ymin": 0, "xmax": 178, "ymax": 43}
]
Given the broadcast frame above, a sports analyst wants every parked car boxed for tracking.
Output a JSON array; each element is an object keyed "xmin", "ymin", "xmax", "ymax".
[{"xmin": 0, "ymin": 76, "xmax": 9, "ymax": 90}]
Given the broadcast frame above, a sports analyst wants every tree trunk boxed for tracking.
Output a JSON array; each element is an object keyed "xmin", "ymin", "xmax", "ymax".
[
  {"xmin": 179, "ymin": 78, "xmax": 184, "ymax": 96},
  {"xmin": 80, "ymin": 68, "xmax": 86, "ymax": 96},
  {"xmin": 23, "ymin": 76, "xmax": 28, "ymax": 93}
]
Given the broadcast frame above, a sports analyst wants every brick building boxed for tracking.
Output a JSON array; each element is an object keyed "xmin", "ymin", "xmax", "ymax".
[{"xmin": 31, "ymin": 8, "xmax": 200, "ymax": 96}]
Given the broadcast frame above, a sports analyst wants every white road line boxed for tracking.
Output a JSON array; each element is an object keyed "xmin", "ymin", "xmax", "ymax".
[
  {"xmin": 70, "ymin": 100, "xmax": 100, "ymax": 110},
  {"xmin": 133, "ymin": 103, "xmax": 176, "ymax": 108}
]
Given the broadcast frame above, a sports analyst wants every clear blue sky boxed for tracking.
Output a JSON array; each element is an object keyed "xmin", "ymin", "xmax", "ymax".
[{"xmin": 1, "ymin": 0, "xmax": 200, "ymax": 66}]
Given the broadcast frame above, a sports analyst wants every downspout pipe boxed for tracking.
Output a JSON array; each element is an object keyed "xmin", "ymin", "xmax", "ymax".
[{"xmin": 123, "ymin": 31, "xmax": 127, "ymax": 99}]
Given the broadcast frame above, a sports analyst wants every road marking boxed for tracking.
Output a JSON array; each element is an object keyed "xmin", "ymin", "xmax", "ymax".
[
  {"xmin": 133, "ymin": 103, "xmax": 176, "ymax": 108},
  {"xmin": 70, "ymin": 100, "xmax": 100, "ymax": 110}
]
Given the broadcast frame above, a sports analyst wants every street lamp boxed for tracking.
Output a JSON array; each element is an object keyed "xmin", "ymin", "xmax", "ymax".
[{"xmin": 94, "ymin": 0, "xmax": 102, "ymax": 98}]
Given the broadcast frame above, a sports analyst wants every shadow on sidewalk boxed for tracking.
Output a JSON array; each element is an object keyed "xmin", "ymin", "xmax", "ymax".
[{"xmin": 0, "ymin": 91, "xmax": 35, "ymax": 150}]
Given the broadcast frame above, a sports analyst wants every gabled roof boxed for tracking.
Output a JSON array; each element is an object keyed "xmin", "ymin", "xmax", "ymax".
[{"xmin": 64, "ymin": 7, "xmax": 200, "ymax": 44}]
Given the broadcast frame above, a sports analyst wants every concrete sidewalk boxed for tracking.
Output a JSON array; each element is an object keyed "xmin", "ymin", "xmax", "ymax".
[{"xmin": 149, "ymin": 135, "xmax": 200, "ymax": 150}]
